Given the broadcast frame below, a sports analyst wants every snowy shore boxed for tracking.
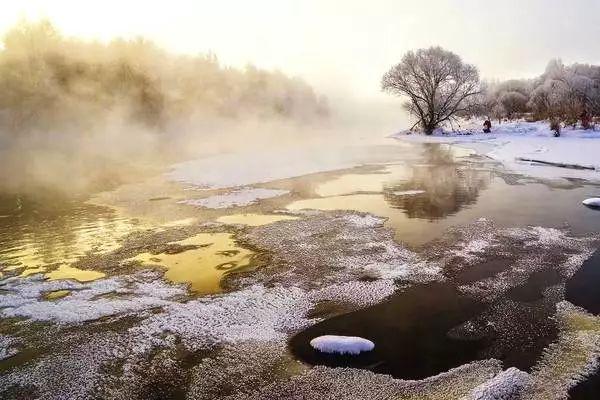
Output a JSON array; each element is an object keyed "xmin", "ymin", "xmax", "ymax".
[{"xmin": 393, "ymin": 121, "xmax": 600, "ymax": 182}]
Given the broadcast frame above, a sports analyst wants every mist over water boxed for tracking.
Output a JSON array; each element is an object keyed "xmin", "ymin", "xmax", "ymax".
[{"xmin": 0, "ymin": 20, "xmax": 408, "ymax": 199}]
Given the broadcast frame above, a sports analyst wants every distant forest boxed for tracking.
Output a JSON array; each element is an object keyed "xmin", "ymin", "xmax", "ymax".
[
  {"xmin": 0, "ymin": 20, "xmax": 329, "ymax": 196},
  {"xmin": 0, "ymin": 20, "xmax": 329, "ymax": 136}
]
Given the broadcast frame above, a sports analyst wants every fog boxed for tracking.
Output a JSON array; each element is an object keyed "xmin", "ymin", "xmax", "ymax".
[{"xmin": 0, "ymin": 20, "xmax": 406, "ymax": 197}]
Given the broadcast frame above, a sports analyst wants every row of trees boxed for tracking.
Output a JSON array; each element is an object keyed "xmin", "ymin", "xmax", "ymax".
[
  {"xmin": 383, "ymin": 47, "xmax": 600, "ymax": 134},
  {"xmin": 0, "ymin": 20, "xmax": 329, "ymax": 135},
  {"xmin": 478, "ymin": 60, "xmax": 600, "ymax": 126}
]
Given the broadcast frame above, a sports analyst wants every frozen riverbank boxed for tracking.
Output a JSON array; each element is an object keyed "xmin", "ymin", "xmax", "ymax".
[{"xmin": 393, "ymin": 121, "xmax": 600, "ymax": 182}]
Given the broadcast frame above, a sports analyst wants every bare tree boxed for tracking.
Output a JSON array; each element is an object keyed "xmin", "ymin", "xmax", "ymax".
[{"xmin": 382, "ymin": 46, "xmax": 480, "ymax": 134}]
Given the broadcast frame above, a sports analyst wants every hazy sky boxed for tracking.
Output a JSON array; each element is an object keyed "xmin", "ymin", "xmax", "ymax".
[{"xmin": 2, "ymin": 0, "xmax": 600, "ymax": 102}]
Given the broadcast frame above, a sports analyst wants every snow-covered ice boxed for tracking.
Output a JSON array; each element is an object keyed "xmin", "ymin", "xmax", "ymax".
[
  {"xmin": 167, "ymin": 146, "xmax": 386, "ymax": 189},
  {"xmin": 310, "ymin": 335, "xmax": 375, "ymax": 355},
  {"xmin": 179, "ymin": 187, "xmax": 288, "ymax": 208},
  {"xmin": 393, "ymin": 121, "xmax": 600, "ymax": 181}
]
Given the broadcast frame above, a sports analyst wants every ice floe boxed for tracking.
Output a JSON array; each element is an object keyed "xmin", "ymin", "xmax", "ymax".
[
  {"xmin": 310, "ymin": 335, "xmax": 374, "ymax": 355},
  {"xmin": 167, "ymin": 146, "xmax": 394, "ymax": 189},
  {"xmin": 179, "ymin": 187, "xmax": 288, "ymax": 208}
]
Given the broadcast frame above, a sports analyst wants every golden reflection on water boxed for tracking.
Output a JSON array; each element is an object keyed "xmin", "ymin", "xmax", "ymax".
[
  {"xmin": 0, "ymin": 215, "xmax": 139, "ymax": 274},
  {"xmin": 216, "ymin": 213, "xmax": 299, "ymax": 226},
  {"xmin": 44, "ymin": 290, "xmax": 71, "ymax": 300},
  {"xmin": 128, "ymin": 232, "xmax": 254, "ymax": 294},
  {"xmin": 45, "ymin": 265, "xmax": 106, "ymax": 282},
  {"xmin": 20, "ymin": 266, "xmax": 46, "ymax": 277}
]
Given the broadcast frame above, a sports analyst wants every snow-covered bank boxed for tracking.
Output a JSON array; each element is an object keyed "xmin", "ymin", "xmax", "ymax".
[{"xmin": 393, "ymin": 121, "xmax": 600, "ymax": 181}]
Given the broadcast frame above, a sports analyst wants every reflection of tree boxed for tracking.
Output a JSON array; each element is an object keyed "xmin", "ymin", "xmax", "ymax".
[{"xmin": 383, "ymin": 145, "xmax": 492, "ymax": 219}]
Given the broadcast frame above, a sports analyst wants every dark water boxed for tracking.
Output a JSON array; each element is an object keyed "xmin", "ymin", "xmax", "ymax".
[{"xmin": 290, "ymin": 282, "xmax": 487, "ymax": 379}]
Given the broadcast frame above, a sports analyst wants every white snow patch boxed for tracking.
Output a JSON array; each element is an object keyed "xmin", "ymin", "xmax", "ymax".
[
  {"xmin": 583, "ymin": 197, "xmax": 600, "ymax": 207},
  {"xmin": 310, "ymin": 335, "xmax": 375, "ymax": 355},
  {"xmin": 180, "ymin": 187, "xmax": 288, "ymax": 209}
]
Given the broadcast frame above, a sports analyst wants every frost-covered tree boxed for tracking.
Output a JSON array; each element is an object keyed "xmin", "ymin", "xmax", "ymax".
[
  {"xmin": 381, "ymin": 46, "xmax": 480, "ymax": 134},
  {"xmin": 473, "ymin": 58, "xmax": 600, "ymax": 127},
  {"xmin": 499, "ymin": 91, "xmax": 529, "ymax": 119}
]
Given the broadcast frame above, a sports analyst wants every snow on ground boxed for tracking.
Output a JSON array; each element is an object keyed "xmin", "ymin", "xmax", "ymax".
[
  {"xmin": 179, "ymin": 187, "xmax": 289, "ymax": 209},
  {"xmin": 393, "ymin": 121, "xmax": 600, "ymax": 181},
  {"xmin": 310, "ymin": 335, "xmax": 375, "ymax": 355}
]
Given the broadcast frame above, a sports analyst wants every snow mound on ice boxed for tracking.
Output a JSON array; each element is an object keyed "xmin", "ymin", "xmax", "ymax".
[
  {"xmin": 180, "ymin": 187, "xmax": 288, "ymax": 208},
  {"xmin": 310, "ymin": 335, "xmax": 374, "ymax": 355},
  {"xmin": 583, "ymin": 197, "xmax": 600, "ymax": 208}
]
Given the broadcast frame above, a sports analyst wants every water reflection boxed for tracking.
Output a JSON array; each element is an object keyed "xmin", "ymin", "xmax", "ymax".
[
  {"xmin": 127, "ymin": 232, "xmax": 255, "ymax": 294},
  {"xmin": 383, "ymin": 164, "xmax": 492, "ymax": 220},
  {"xmin": 286, "ymin": 145, "xmax": 493, "ymax": 244},
  {"xmin": 0, "ymin": 194, "xmax": 140, "ymax": 279},
  {"xmin": 45, "ymin": 265, "xmax": 106, "ymax": 282}
]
